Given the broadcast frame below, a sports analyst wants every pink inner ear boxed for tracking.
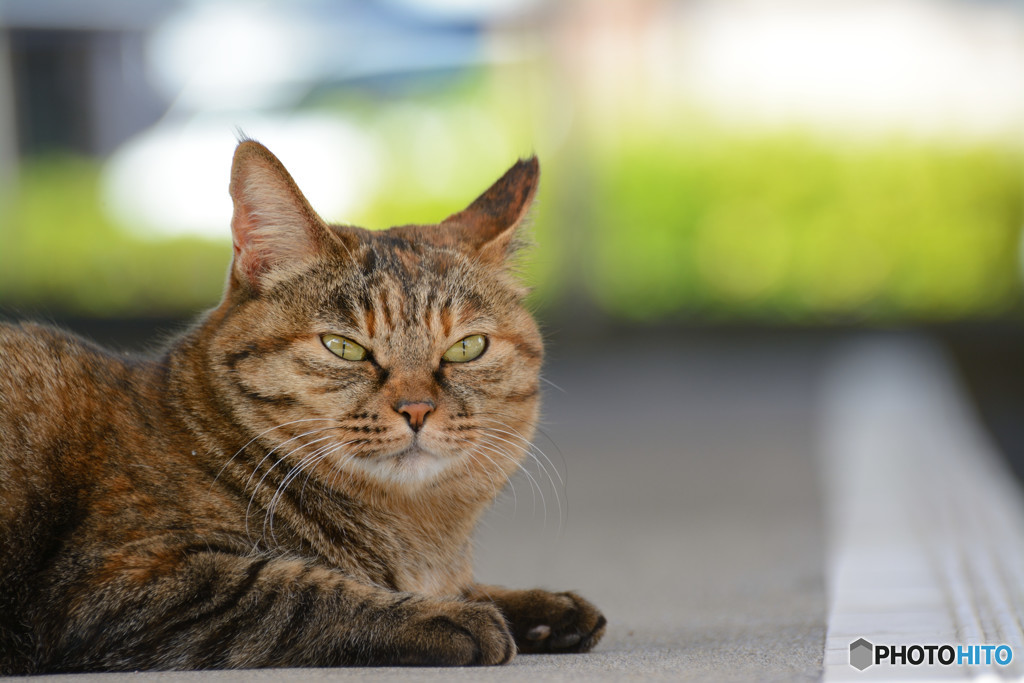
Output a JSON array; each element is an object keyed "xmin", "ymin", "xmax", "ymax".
[
  {"xmin": 227, "ymin": 143, "xmax": 331, "ymax": 290},
  {"xmin": 232, "ymin": 207, "xmax": 270, "ymax": 286}
]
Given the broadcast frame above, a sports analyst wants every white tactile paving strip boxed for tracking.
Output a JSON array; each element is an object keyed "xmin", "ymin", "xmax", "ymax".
[{"xmin": 820, "ymin": 339, "xmax": 1024, "ymax": 681}]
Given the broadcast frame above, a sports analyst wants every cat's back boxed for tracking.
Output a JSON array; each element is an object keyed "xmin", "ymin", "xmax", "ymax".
[
  {"xmin": 1, "ymin": 320, "xmax": 110, "ymax": 388},
  {"xmin": 2, "ymin": 321, "xmax": 89, "ymax": 445},
  {"xmin": 0, "ymin": 321, "xmax": 164, "ymax": 526},
  {"xmin": 0, "ymin": 321, "xmax": 143, "ymax": 439}
]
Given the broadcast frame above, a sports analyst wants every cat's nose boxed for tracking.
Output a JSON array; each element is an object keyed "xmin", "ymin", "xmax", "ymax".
[{"xmin": 395, "ymin": 400, "xmax": 435, "ymax": 432}]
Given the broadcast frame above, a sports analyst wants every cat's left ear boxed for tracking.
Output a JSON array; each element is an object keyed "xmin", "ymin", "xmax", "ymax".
[{"xmin": 440, "ymin": 156, "xmax": 539, "ymax": 266}]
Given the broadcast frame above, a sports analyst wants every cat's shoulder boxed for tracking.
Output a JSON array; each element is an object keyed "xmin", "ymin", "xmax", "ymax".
[
  {"xmin": 2, "ymin": 319, "xmax": 82, "ymax": 343},
  {"xmin": 0, "ymin": 320, "xmax": 143, "ymax": 386},
  {"xmin": 2, "ymin": 319, "xmax": 107, "ymax": 359}
]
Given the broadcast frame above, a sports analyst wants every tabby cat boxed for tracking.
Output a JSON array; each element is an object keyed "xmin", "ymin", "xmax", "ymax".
[{"xmin": 0, "ymin": 141, "xmax": 604, "ymax": 673}]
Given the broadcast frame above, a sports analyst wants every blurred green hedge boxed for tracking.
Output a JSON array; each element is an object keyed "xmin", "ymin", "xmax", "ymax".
[
  {"xmin": 1, "ymin": 130, "xmax": 1021, "ymax": 323},
  {"xmin": 585, "ymin": 131, "xmax": 1023, "ymax": 322},
  {"xmin": 0, "ymin": 157, "xmax": 230, "ymax": 317}
]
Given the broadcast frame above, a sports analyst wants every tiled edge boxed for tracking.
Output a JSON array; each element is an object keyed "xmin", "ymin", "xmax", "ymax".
[{"xmin": 819, "ymin": 339, "xmax": 1024, "ymax": 682}]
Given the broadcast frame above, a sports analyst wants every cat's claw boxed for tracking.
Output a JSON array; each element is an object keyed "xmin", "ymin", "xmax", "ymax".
[{"xmin": 525, "ymin": 624, "xmax": 551, "ymax": 641}]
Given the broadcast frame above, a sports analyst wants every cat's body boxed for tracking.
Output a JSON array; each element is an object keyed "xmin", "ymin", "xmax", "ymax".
[{"xmin": 0, "ymin": 142, "xmax": 604, "ymax": 673}]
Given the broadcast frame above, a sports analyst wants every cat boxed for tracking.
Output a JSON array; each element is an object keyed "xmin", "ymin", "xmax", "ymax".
[{"xmin": 0, "ymin": 140, "xmax": 605, "ymax": 673}]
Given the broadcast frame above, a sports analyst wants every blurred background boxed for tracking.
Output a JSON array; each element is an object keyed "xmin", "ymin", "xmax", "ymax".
[
  {"xmin": 2, "ymin": 0, "xmax": 1021, "ymax": 322},
  {"xmin": 1, "ymin": 1, "xmax": 1023, "ymax": 677},
  {"xmin": 1, "ymin": 0, "xmax": 1022, "ymax": 471}
]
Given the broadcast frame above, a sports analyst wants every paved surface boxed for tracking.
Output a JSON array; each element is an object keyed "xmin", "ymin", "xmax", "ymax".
[
  {"xmin": 11, "ymin": 329, "xmax": 834, "ymax": 682},
  {"xmin": 469, "ymin": 334, "xmax": 831, "ymax": 681},
  {"xmin": 820, "ymin": 340, "xmax": 1024, "ymax": 681}
]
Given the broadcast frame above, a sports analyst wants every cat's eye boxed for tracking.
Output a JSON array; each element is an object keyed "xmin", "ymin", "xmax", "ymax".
[
  {"xmin": 442, "ymin": 334, "xmax": 487, "ymax": 363},
  {"xmin": 322, "ymin": 334, "xmax": 367, "ymax": 361}
]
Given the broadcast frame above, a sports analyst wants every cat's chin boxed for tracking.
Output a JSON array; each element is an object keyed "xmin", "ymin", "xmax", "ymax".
[{"xmin": 344, "ymin": 446, "xmax": 452, "ymax": 487}]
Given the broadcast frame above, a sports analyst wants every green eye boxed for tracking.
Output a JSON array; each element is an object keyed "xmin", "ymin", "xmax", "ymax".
[
  {"xmin": 322, "ymin": 334, "xmax": 367, "ymax": 361},
  {"xmin": 443, "ymin": 334, "xmax": 487, "ymax": 363}
]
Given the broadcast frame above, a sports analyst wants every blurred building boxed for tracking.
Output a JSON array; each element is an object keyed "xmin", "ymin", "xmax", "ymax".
[
  {"xmin": 0, "ymin": 0, "xmax": 511, "ymax": 160},
  {"xmin": 1, "ymin": 0, "xmax": 174, "ymax": 157}
]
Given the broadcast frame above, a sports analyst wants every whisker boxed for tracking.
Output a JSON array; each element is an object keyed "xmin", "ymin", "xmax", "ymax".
[
  {"xmin": 324, "ymin": 443, "xmax": 367, "ymax": 492},
  {"xmin": 474, "ymin": 420, "xmax": 565, "ymax": 533},
  {"xmin": 244, "ymin": 430, "xmax": 344, "ymax": 544},
  {"xmin": 243, "ymin": 426, "xmax": 344, "ymax": 493},
  {"xmin": 264, "ymin": 438, "xmax": 359, "ymax": 547},
  {"xmin": 467, "ymin": 444, "xmax": 508, "ymax": 508},
  {"xmin": 264, "ymin": 439, "xmax": 340, "ymax": 534},
  {"xmin": 539, "ymin": 375, "xmax": 567, "ymax": 394},
  {"xmin": 210, "ymin": 418, "xmax": 342, "ymax": 493},
  {"xmin": 473, "ymin": 413, "xmax": 568, "ymax": 525},
  {"xmin": 474, "ymin": 412, "xmax": 568, "ymax": 486},
  {"xmin": 477, "ymin": 438, "xmax": 547, "ymax": 525},
  {"xmin": 477, "ymin": 421, "xmax": 565, "ymax": 487},
  {"xmin": 478, "ymin": 430, "xmax": 558, "ymax": 503}
]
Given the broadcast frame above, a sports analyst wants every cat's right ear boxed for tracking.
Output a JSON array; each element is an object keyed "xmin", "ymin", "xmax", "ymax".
[
  {"xmin": 228, "ymin": 140, "xmax": 352, "ymax": 295},
  {"xmin": 439, "ymin": 156, "xmax": 540, "ymax": 266}
]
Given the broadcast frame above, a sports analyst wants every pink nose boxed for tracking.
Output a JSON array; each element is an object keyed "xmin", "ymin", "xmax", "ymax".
[{"xmin": 396, "ymin": 401, "xmax": 435, "ymax": 432}]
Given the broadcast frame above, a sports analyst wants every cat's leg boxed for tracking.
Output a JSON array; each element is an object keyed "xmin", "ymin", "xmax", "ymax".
[
  {"xmin": 43, "ymin": 545, "xmax": 514, "ymax": 671},
  {"xmin": 464, "ymin": 584, "xmax": 606, "ymax": 654}
]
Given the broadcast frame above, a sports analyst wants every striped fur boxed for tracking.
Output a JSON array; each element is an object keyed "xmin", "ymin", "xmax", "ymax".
[{"xmin": 0, "ymin": 141, "xmax": 604, "ymax": 673}]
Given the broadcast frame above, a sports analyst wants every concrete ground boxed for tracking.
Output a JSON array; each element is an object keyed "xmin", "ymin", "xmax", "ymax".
[
  {"xmin": 16, "ymin": 330, "xmax": 833, "ymax": 682},
  {"xmin": 466, "ymin": 333, "xmax": 832, "ymax": 682}
]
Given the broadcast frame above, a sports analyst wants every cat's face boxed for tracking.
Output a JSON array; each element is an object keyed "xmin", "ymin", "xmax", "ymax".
[{"xmin": 204, "ymin": 142, "xmax": 542, "ymax": 495}]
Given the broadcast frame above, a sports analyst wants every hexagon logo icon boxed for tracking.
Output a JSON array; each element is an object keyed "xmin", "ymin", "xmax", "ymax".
[{"xmin": 850, "ymin": 638, "xmax": 873, "ymax": 671}]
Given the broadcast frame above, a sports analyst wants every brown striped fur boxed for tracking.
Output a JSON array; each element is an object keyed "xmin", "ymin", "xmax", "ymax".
[{"xmin": 0, "ymin": 141, "xmax": 604, "ymax": 673}]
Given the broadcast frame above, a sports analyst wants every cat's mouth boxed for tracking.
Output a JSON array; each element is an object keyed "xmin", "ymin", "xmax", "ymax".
[
  {"xmin": 387, "ymin": 445, "xmax": 435, "ymax": 464},
  {"xmin": 347, "ymin": 443, "xmax": 451, "ymax": 485}
]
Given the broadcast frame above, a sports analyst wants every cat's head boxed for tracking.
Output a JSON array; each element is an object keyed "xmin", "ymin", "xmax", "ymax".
[{"xmin": 203, "ymin": 140, "xmax": 543, "ymax": 498}]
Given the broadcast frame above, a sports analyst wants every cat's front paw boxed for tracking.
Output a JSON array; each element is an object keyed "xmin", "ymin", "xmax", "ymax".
[
  {"xmin": 393, "ymin": 600, "xmax": 515, "ymax": 666},
  {"xmin": 499, "ymin": 590, "xmax": 606, "ymax": 654}
]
